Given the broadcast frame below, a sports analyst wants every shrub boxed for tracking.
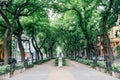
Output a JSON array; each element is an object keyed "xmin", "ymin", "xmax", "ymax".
[
  {"xmin": 0, "ymin": 65, "xmax": 10, "ymax": 75},
  {"xmin": 15, "ymin": 62, "xmax": 24, "ymax": 70},
  {"xmin": 0, "ymin": 61, "xmax": 34, "ymax": 75},
  {"xmin": 55, "ymin": 58, "xmax": 58, "ymax": 66},
  {"xmin": 69, "ymin": 57, "xmax": 120, "ymax": 73},
  {"xmin": 62, "ymin": 58, "xmax": 66, "ymax": 66},
  {"xmin": 28, "ymin": 63, "xmax": 34, "ymax": 68},
  {"xmin": 69, "ymin": 57, "xmax": 106, "ymax": 68},
  {"xmin": 55, "ymin": 58, "xmax": 66, "ymax": 66},
  {"xmin": 112, "ymin": 63, "xmax": 120, "ymax": 72},
  {"xmin": 33, "ymin": 58, "xmax": 51, "ymax": 65},
  {"xmin": 97, "ymin": 61, "xmax": 106, "ymax": 69}
]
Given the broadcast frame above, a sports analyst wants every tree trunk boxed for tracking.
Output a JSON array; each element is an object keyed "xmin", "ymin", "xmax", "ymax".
[
  {"xmin": 17, "ymin": 20, "xmax": 25, "ymax": 62},
  {"xmin": 28, "ymin": 40, "xmax": 33, "ymax": 63},
  {"xmin": 0, "ymin": 10, "xmax": 12, "ymax": 64},
  {"xmin": 31, "ymin": 37, "xmax": 39, "ymax": 61},
  {"xmin": 50, "ymin": 48, "xmax": 53, "ymax": 58},
  {"xmin": 101, "ymin": 33, "xmax": 114, "ymax": 62},
  {"xmin": 101, "ymin": 0, "xmax": 115, "ymax": 63},
  {"xmin": 66, "ymin": 50, "xmax": 68, "ymax": 57},
  {"xmin": 48, "ymin": 49, "xmax": 52, "ymax": 59},
  {"xmin": 33, "ymin": 36, "xmax": 43, "ymax": 60},
  {"xmin": 43, "ymin": 47, "xmax": 48, "ymax": 58},
  {"xmin": 48, "ymin": 42, "xmax": 55, "ymax": 59},
  {"xmin": 39, "ymin": 50, "xmax": 43, "ymax": 60},
  {"xmin": 86, "ymin": 40, "xmax": 91, "ymax": 59},
  {"xmin": 17, "ymin": 33, "xmax": 25, "ymax": 62},
  {"xmin": 3, "ymin": 29, "xmax": 9, "ymax": 64}
]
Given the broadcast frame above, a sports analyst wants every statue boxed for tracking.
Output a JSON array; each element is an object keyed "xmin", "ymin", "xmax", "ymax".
[{"xmin": 58, "ymin": 53, "xmax": 62, "ymax": 68}]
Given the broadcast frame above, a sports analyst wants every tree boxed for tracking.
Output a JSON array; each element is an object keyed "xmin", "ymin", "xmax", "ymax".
[
  {"xmin": 0, "ymin": 0, "xmax": 44, "ymax": 64},
  {"xmin": 99, "ymin": 0, "xmax": 120, "ymax": 63},
  {"xmin": 23, "ymin": 5, "xmax": 52, "ymax": 60},
  {"xmin": 50, "ymin": 0, "xmax": 100, "ymax": 59}
]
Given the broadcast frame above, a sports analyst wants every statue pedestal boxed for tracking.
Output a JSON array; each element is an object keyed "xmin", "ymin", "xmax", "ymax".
[{"xmin": 58, "ymin": 57, "xmax": 62, "ymax": 68}]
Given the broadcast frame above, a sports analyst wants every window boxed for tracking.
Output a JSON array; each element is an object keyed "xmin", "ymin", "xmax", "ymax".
[{"xmin": 115, "ymin": 30, "xmax": 119, "ymax": 37}]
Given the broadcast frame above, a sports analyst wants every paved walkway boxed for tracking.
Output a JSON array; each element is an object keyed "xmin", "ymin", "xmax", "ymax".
[{"xmin": 6, "ymin": 59, "xmax": 119, "ymax": 80}]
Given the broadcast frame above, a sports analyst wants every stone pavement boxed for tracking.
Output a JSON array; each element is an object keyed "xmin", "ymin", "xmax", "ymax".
[{"xmin": 5, "ymin": 59, "xmax": 119, "ymax": 80}]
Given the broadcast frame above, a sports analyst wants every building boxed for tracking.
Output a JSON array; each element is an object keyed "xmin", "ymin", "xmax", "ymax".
[
  {"xmin": 109, "ymin": 26, "xmax": 120, "ymax": 58},
  {"xmin": 97, "ymin": 15, "xmax": 120, "ymax": 59}
]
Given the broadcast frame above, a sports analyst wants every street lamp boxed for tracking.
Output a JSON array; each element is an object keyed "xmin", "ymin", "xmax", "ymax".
[{"xmin": 0, "ymin": 0, "xmax": 7, "ymax": 10}]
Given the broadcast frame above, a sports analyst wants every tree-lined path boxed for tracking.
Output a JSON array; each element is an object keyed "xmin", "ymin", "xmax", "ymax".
[
  {"xmin": 0, "ymin": 0, "xmax": 120, "ymax": 80},
  {"xmin": 6, "ymin": 60, "xmax": 118, "ymax": 80}
]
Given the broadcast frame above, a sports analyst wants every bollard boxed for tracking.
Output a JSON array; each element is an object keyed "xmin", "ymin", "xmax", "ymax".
[
  {"xmin": 24, "ymin": 59, "xmax": 29, "ymax": 69},
  {"xmin": 93, "ymin": 56, "xmax": 97, "ymax": 67},
  {"xmin": 106, "ymin": 61, "xmax": 111, "ymax": 72}
]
